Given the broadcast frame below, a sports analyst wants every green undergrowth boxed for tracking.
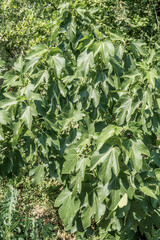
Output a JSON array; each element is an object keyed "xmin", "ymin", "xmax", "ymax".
[
  {"xmin": 0, "ymin": 179, "xmax": 61, "ymax": 239},
  {"xmin": 0, "ymin": 165, "xmax": 71, "ymax": 240},
  {"xmin": 1, "ymin": 147, "xmax": 84, "ymax": 240}
]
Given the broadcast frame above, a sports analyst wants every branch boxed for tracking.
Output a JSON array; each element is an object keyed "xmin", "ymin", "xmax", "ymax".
[
  {"xmin": 50, "ymin": 3, "xmax": 57, "ymax": 10},
  {"xmin": 0, "ymin": 146, "xmax": 8, "ymax": 154}
]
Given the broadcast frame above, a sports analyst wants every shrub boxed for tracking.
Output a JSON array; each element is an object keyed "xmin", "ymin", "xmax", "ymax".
[{"xmin": 0, "ymin": 2, "xmax": 160, "ymax": 239}]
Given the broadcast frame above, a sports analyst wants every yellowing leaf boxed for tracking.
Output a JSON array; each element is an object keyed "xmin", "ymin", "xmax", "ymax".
[{"xmin": 118, "ymin": 193, "xmax": 128, "ymax": 208}]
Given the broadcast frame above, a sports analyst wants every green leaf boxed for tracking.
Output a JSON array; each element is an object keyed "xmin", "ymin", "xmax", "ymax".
[
  {"xmin": 91, "ymin": 88, "xmax": 100, "ymax": 107},
  {"xmin": 12, "ymin": 121, "xmax": 23, "ymax": 147},
  {"xmin": 58, "ymin": 81, "xmax": 67, "ymax": 97},
  {"xmin": 93, "ymin": 41, "xmax": 115, "ymax": 64},
  {"xmin": 116, "ymin": 44, "xmax": 124, "ymax": 59},
  {"xmin": 24, "ymin": 57, "xmax": 40, "ymax": 73},
  {"xmin": 147, "ymin": 49, "xmax": 155, "ymax": 65},
  {"xmin": 58, "ymin": 195, "xmax": 76, "ymax": 226},
  {"xmin": 0, "ymin": 129, "xmax": 4, "ymax": 141},
  {"xmin": 0, "ymin": 59, "xmax": 5, "ymax": 68},
  {"xmin": 76, "ymin": 35, "xmax": 94, "ymax": 51},
  {"xmin": 124, "ymin": 139, "xmax": 150, "ymax": 172},
  {"xmin": 5, "ymin": 158, "xmax": 13, "ymax": 173},
  {"xmin": 76, "ymin": 157, "xmax": 90, "ymax": 172},
  {"xmin": 109, "ymin": 178, "xmax": 125, "ymax": 210},
  {"xmin": 56, "ymin": 190, "xmax": 79, "ymax": 228},
  {"xmin": 3, "ymin": 92, "xmax": 18, "ymax": 100},
  {"xmin": 71, "ymin": 169, "xmax": 84, "ymax": 193},
  {"xmin": 66, "ymin": 18, "xmax": 76, "ymax": 42},
  {"xmin": 26, "ymin": 44, "xmax": 48, "ymax": 59},
  {"xmin": 94, "ymin": 194, "xmax": 106, "ymax": 222},
  {"xmin": 0, "ymin": 110, "xmax": 10, "ymax": 125},
  {"xmin": 0, "ymin": 99, "xmax": 18, "ymax": 110},
  {"xmin": 91, "ymin": 144, "xmax": 120, "ymax": 183},
  {"xmin": 54, "ymin": 188, "xmax": 72, "ymax": 207},
  {"xmin": 96, "ymin": 125, "xmax": 121, "ymax": 150},
  {"xmin": 131, "ymin": 139, "xmax": 149, "ymax": 171},
  {"xmin": 150, "ymin": 150, "xmax": 160, "ymax": 167},
  {"xmin": 110, "ymin": 31, "xmax": 124, "ymax": 41},
  {"xmin": 77, "ymin": 50, "xmax": 94, "ymax": 77},
  {"xmin": 81, "ymin": 204, "xmax": 95, "ymax": 229},
  {"xmin": 35, "ymin": 70, "xmax": 49, "ymax": 89},
  {"xmin": 14, "ymin": 55, "xmax": 24, "ymax": 72},
  {"xmin": 131, "ymin": 40, "xmax": 146, "ymax": 56},
  {"xmin": 96, "ymin": 183, "xmax": 110, "ymax": 203},
  {"xmin": 59, "ymin": 104, "xmax": 85, "ymax": 130},
  {"xmin": 155, "ymin": 169, "xmax": 160, "ymax": 181},
  {"xmin": 62, "ymin": 148, "xmax": 78, "ymax": 174},
  {"xmin": 44, "ymin": 117, "xmax": 58, "ymax": 132},
  {"xmin": 142, "ymin": 90, "xmax": 153, "ymax": 112},
  {"xmin": 147, "ymin": 68, "xmax": 157, "ymax": 88},
  {"xmin": 91, "ymin": 144, "xmax": 111, "ymax": 170},
  {"xmin": 140, "ymin": 186, "xmax": 157, "ymax": 200},
  {"xmin": 114, "ymin": 95, "xmax": 133, "ymax": 125},
  {"xmin": 20, "ymin": 106, "xmax": 33, "ymax": 130},
  {"xmin": 29, "ymin": 164, "xmax": 45, "ymax": 185},
  {"xmin": 98, "ymin": 147, "xmax": 121, "ymax": 183},
  {"xmin": 49, "ymin": 54, "xmax": 65, "ymax": 78},
  {"xmin": 3, "ymin": 71, "xmax": 19, "ymax": 86}
]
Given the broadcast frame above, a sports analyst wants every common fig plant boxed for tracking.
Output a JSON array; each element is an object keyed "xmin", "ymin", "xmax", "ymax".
[{"xmin": 0, "ymin": 2, "xmax": 160, "ymax": 239}]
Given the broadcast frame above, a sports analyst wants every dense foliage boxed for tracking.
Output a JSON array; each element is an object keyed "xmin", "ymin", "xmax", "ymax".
[{"xmin": 0, "ymin": 0, "xmax": 160, "ymax": 239}]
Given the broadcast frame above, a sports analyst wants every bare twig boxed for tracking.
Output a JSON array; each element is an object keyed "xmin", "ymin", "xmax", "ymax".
[{"xmin": 0, "ymin": 146, "xmax": 8, "ymax": 154}]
